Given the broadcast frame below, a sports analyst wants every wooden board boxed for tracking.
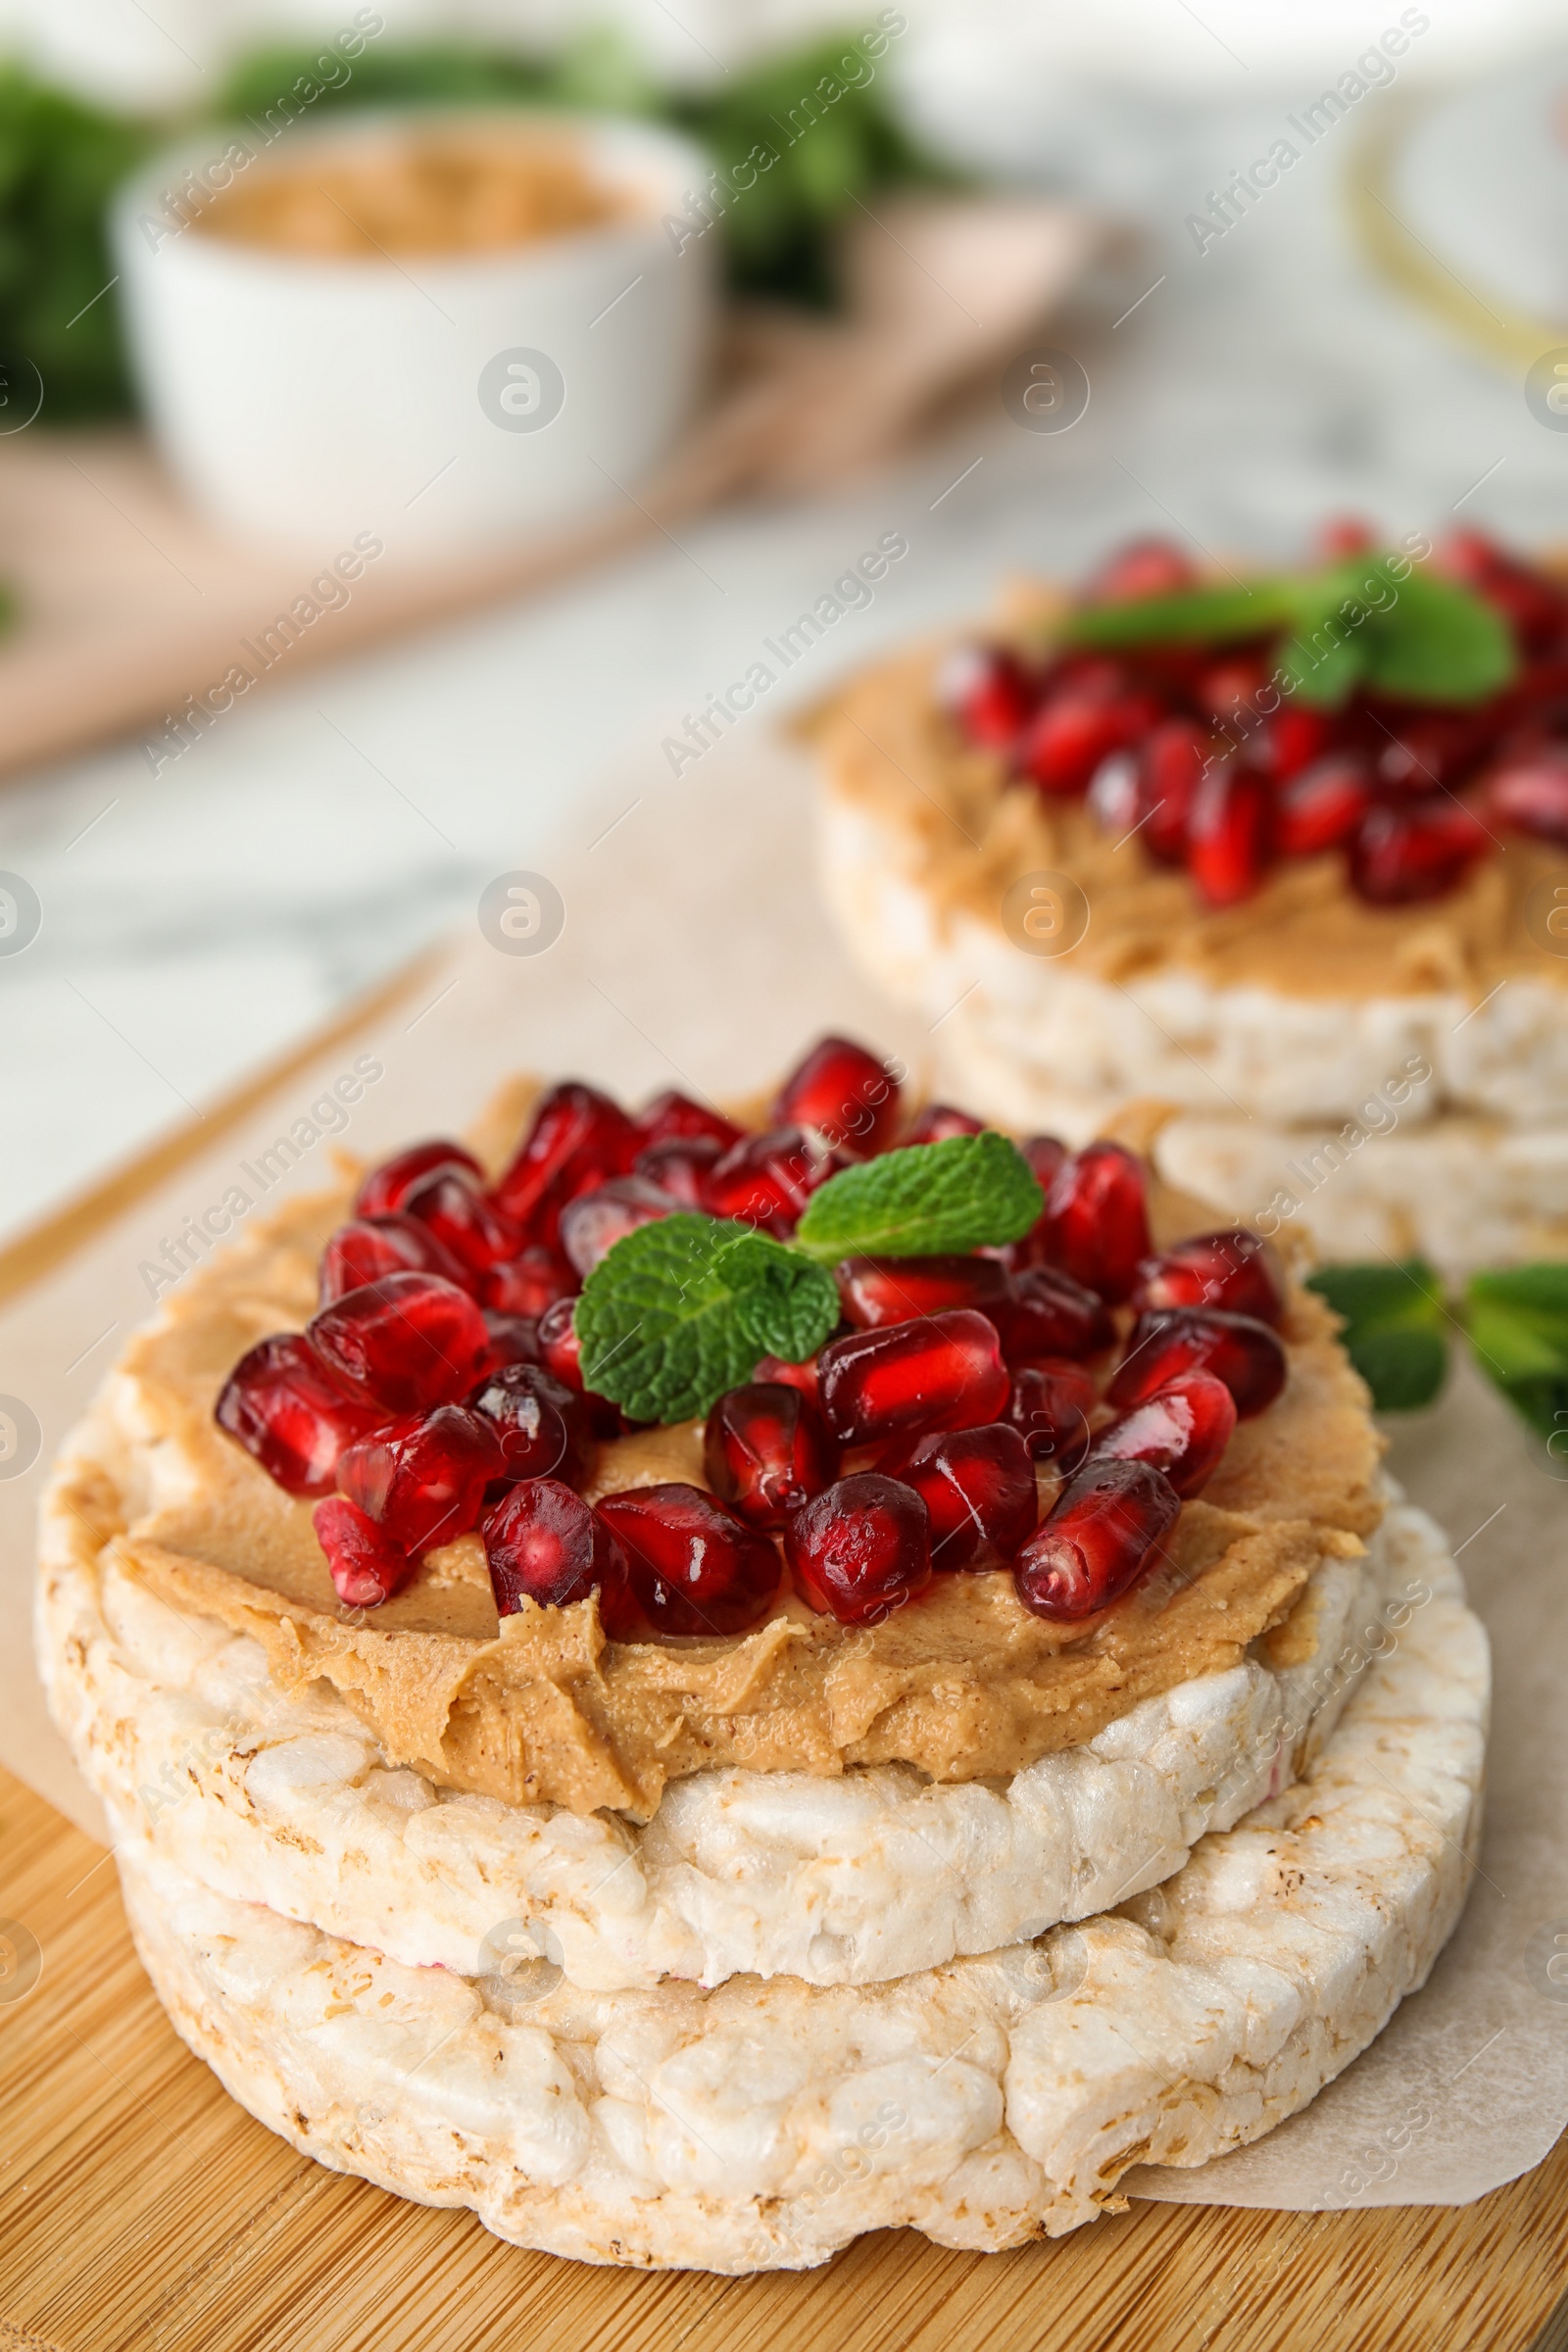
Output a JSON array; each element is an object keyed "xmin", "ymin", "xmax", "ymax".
[{"xmin": 1, "ymin": 1760, "xmax": 1565, "ymax": 2352}]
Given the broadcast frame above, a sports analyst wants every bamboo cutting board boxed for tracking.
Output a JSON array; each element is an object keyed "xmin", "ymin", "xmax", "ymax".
[{"xmin": 1, "ymin": 1760, "xmax": 1566, "ymax": 2352}]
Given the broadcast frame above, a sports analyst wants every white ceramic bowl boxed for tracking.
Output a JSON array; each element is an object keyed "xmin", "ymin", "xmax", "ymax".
[{"xmin": 113, "ymin": 109, "xmax": 715, "ymax": 555}]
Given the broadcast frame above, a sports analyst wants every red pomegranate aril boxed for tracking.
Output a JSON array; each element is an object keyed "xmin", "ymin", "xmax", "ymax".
[
  {"xmin": 1011, "ymin": 1133, "xmax": 1069, "ymax": 1268},
  {"xmin": 785, "ymin": 1473, "xmax": 932, "ymax": 1624},
  {"xmin": 753, "ymin": 1350, "xmax": 821, "ymax": 1403},
  {"xmin": 835, "ymin": 1252, "xmax": 1012, "ymax": 1331},
  {"xmin": 1003, "ymin": 1358, "xmax": 1095, "ymax": 1469},
  {"xmin": 1275, "ymin": 755, "xmax": 1372, "ymax": 859},
  {"xmin": 480, "ymin": 1244, "xmax": 576, "ymax": 1318},
  {"xmin": 1435, "ymin": 530, "xmax": 1565, "ymax": 654},
  {"xmin": 1022, "ymin": 674, "xmax": 1164, "ymax": 799},
  {"xmin": 559, "ymin": 1176, "xmax": 679, "ymax": 1278},
  {"xmin": 1348, "ymin": 801, "xmax": 1489, "ymax": 906},
  {"xmin": 313, "ymin": 1495, "xmax": 414, "ymax": 1609},
  {"xmin": 1002, "ymin": 1264, "xmax": 1116, "ymax": 1362},
  {"xmin": 773, "ymin": 1037, "xmax": 903, "ymax": 1157},
  {"xmin": 481, "ymin": 1311, "xmax": 540, "ymax": 1369},
  {"xmin": 705, "ymin": 1126, "xmax": 843, "ymax": 1236},
  {"xmin": 1244, "ymin": 704, "xmax": 1333, "ymax": 785},
  {"xmin": 1088, "ymin": 750, "xmax": 1141, "ymax": 836},
  {"xmin": 1014, "ymin": 1459, "xmax": 1181, "ymax": 1620},
  {"xmin": 1109, "ymin": 1307, "xmax": 1288, "ymax": 1419},
  {"xmin": 307, "ymin": 1271, "xmax": 492, "ymax": 1414},
  {"xmin": 355, "ymin": 1140, "xmax": 483, "ymax": 1219},
  {"xmin": 1138, "ymin": 718, "xmax": 1209, "ymax": 865},
  {"xmin": 318, "ymin": 1213, "xmax": 469, "ymax": 1305},
  {"xmin": 469, "ymin": 1361, "xmax": 591, "ymax": 1488},
  {"xmin": 877, "ymin": 1423, "xmax": 1036, "ymax": 1567},
  {"xmin": 703, "ymin": 1382, "xmax": 837, "ymax": 1529},
  {"xmin": 1084, "ymin": 538, "xmax": 1198, "ymax": 606},
  {"xmin": 633, "ymin": 1134, "xmax": 725, "ymax": 1208},
  {"xmin": 594, "ymin": 1483, "xmax": 780, "ymax": 1637},
  {"xmin": 938, "ymin": 643, "xmax": 1040, "ymax": 748},
  {"xmin": 1037, "ymin": 1142, "xmax": 1151, "ymax": 1303},
  {"xmin": 1187, "ymin": 760, "xmax": 1273, "ymax": 906},
  {"xmin": 817, "ymin": 1308, "xmax": 1009, "ymax": 1447},
  {"xmin": 492, "ymin": 1083, "xmax": 638, "ymax": 1230},
  {"xmin": 484, "ymin": 1478, "xmax": 634, "ymax": 1631},
  {"xmin": 634, "ymin": 1091, "xmax": 744, "ymax": 1152},
  {"xmin": 1488, "ymin": 749, "xmax": 1568, "ymax": 845},
  {"xmin": 1373, "ymin": 712, "xmax": 1489, "ymax": 795},
  {"xmin": 1198, "ymin": 658, "xmax": 1267, "ymax": 726},
  {"xmin": 397, "ymin": 1167, "xmax": 520, "ymax": 1277},
  {"xmin": 215, "ymin": 1333, "xmax": 380, "ymax": 1497},
  {"xmin": 1132, "ymin": 1228, "xmax": 1284, "ymax": 1325},
  {"xmin": 1088, "ymin": 1370, "xmax": 1237, "ymax": 1498},
  {"xmin": 904, "ymin": 1102, "xmax": 985, "ymax": 1147},
  {"xmin": 336, "ymin": 1404, "xmax": 503, "ymax": 1554},
  {"xmin": 536, "ymin": 1297, "xmax": 622, "ymax": 1438},
  {"xmin": 1314, "ymin": 515, "xmax": 1376, "ymax": 560}
]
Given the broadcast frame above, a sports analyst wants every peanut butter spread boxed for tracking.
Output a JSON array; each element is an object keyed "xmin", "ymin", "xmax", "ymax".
[
  {"xmin": 812, "ymin": 612, "xmax": 1568, "ymax": 1002},
  {"xmin": 86, "ymin": 1094, "xmax": 1383, "ymax": 1821}
]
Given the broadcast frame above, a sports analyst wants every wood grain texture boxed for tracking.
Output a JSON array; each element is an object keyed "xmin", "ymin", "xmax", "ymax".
[{"xmin": 0, "ymin": 1762, "xmax": 1563, "ymax": 2352}]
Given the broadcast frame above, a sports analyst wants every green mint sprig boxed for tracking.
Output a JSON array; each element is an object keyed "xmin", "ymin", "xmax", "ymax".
[
  {"xmin": 1307, "ymin": 1257, "xmax": 1568, "ymax": 1446},
  {"xmin": 1061, "ymin": 555, "xmax": 1515, "ymax": 710},
  {"xmin": 576, "ymin": 1134, "xmax": 1044, "ymax": 1423}
]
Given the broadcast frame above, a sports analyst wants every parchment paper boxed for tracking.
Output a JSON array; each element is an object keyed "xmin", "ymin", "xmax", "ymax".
[{"xmin": 2, "ymin": 721, "xmax": 1563, "ymax": 2218}]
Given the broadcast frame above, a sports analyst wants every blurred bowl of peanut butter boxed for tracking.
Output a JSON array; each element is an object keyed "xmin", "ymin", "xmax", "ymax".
[{"xmin": 113, "ymin": 108, "xmax": 715, "ymax": 553}]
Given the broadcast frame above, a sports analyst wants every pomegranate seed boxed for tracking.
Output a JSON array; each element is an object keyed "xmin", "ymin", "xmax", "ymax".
[
  {"xmin": 1109, "ymin": 1307, "xmax": 1287, "ymax": 1419},
  {"xmin": 817, "ymin": 1308, "xmax": 1008, "ymax": 1447},
  {"xmin": 1014, "ymin": 1459, "xmax": 1181, "ymax": 1619},
  {"xmin": 1198, "ymin": 658, "xmax": 1267, "ymax": 726},
  {"xmin": 785, "ymin": 1472, "xmax": 932, "ymax": 1623},
  {"xmin": 1435, "ymin": 530, "xmax": 1564, "ymax": 653},
  {"xmin": 336, "ymin": 1405, "xmax": 504, "ymax": 1554},
  {"xmin": 1275, "ymin": 755, "xmax": 1372, "ymax": 859},
  {"xmin": 1083, "ymin": 538, "xmax": 1197, "ymax": 605},
  {"xmin": 1187, "ymin": 760, "xmax": 1273, "ymax": 906},
  {"xmin": 492, "ymin": 1083, "xmax": 637, "ymax": 1232},
  {"xmin": 1132, "ymin": 1229, "xmax": 1284, "ymax": 1324},
  {"xmin": 1011, "ymin": 1134, "xmax": 1069, "ymax": 1268},
  {"xmin": 634, "ymin": 1091, "xmax": 744, "ymax": 1152},
  {"xmin": 705, "ymin": 1127, "xmax": 844, "ymax": 1235},
  {"xmin": 1138, "ymin": 718, "xmax": 1209, "ymax": 865},
  {"xmin": 559, "ymin": 1176, "xmax": 679, "ymax": 1277},
  {"xmin": 398, "ymin": 1167, "xmax": 520, "ymax": 1276},
  {"xmin": 752, "ymin": 1350, "xmax": 820, "ymax": 1402},
  {"xmin": 469, "ymin": 1360, "xmax": 592, "ymax": 1487},
  {"xmin": 1022, "ymin": 671, "xmax": 1164, "ymax": 798},
  {"xmin": 1314, "ymin": 515, "xmax": 1375, "ymax": 560},
  {"xmin": 356, "ymin": 1140, "xmax": 482, "ymax": 1219},
  {"xmin": 1488, "ymin": 749, "xmax": 1568, "ymax": 845},
  {"xmin": 594, "ymin": 1483, "xmax": 780, "ymax": 1637},
  {"xmin": 536, "ymin": 1297, "xmax": 622, "ymax": 1438},
  {"xmin": 308, "ymin": 1272, "xmax": 491, "ymax": 1414},
  {"xmin": 1372, "ymin": 712, "xmax": 1489, "ymax": 795},
  {"xmin": 481, "ymin": 1311, "xmax": 540, "ymax": 1369},
  {"xmin": 484, "ymin": 1478, "xmax": 633, "ymax": 1630},
  {"xmin": 773, "ymin": 1037, "xmax": 903, "ymax": 1157},
  {"xmin": 1088, "ymin": 750, "xmax": 1141, "ymax": 836},
  {"xmin": 835, "ymin": 1252, "xmax": 1012, "ymax": 1331},
  {"xmin": 1002, "ymin": 1264, "xmax": 1116, "ymax": 1362},
  {"xmin": 480, "ymin": 1245, "xmax": 576, "ymax": 1318},
  {"xmin": 634, "ymin": 1134, "xmax": 725, "ymax": 1207},
  {"xmin": 937, "ymin": 643, "xmax": 1040, "ymax": 748},
  {"xmin": 1037, "ymin": 1142, "xmax": 1151, "ymax": 1303},
  {"xmin": 1348, "ymin": 801, "xmax": 1489, "ymax": 906},
  {"xmin": 703, "ymin": 1382, "xmax": 837, "ymax": 1529},
  {"xmin": 318, "ymin": 1213, "xmax": 469, "ymax": 1305},
  {"xmin": 215, "ymin": 1333, "xmax": 379, "ymax": 1497},
  {"xmin": 313, "ymin": 1495, "xmax": 414, "ymax": 1608},
  {"xmin": 1088, "ymin": 1369, "xmax": 1236, "ymax": 1498},
  {"xmin": 1002, "ymin": 1358, "xmax": 1095, "ymax": 1469},
  {"xmin": 904, "ymin": 1102, "xmax": 984, "ymax": 1146},
  {"xmin": 876, "ymin": 1423, "xmax": 1036, "ymax": 1567},
  {"xmin": 1244, "ymin": 706, "xmax": 1332, "ymax": 785}
]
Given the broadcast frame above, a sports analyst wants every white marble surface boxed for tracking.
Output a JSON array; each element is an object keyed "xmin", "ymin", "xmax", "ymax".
[{"xmin": 2, "ymin": 76, "xmax": 1566, "ymax": 1241}]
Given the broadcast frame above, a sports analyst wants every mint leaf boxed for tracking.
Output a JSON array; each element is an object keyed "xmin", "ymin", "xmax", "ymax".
[
  {"xmin": 794, "ymin": 1132, "xmax": 1043, "ymax": 1261},
  {"xmin": 1279, "ymin": 621, "xmax": 1366, "ymax": 708},
  {"xmin": 1062, "ymin": 580, "xmax": 1296, "ymax": 650},
  {"xmin": 1465, "ymin": 1264, "xmax": 1568, "ymax": 1439},
  {"xmin": 575, "ymin": 1213, "xmax": 838, "ymax": 1423},
  {"xmin": 1304, "ymin": 1259, "xmax": 1448, "ymax": 1411},
  {"xmin": 1359, "ymin": 568, "xmax": 1515, "ymax": 704}
]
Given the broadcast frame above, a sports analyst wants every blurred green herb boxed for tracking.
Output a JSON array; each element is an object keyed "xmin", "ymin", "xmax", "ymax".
[
  {"xmin": 1305, "ymin": 1259, "xmax": 1449, "ymax": 1411},
  {"xmin": 1308, "ymin": 1256, "xmax": 1568, "ymax": 1446}
]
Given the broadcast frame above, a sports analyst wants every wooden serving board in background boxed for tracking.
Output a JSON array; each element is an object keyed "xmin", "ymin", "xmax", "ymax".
[{"xmin": 2, "ymin": 1760, "xmax": 1566, "ymax": 2352}]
